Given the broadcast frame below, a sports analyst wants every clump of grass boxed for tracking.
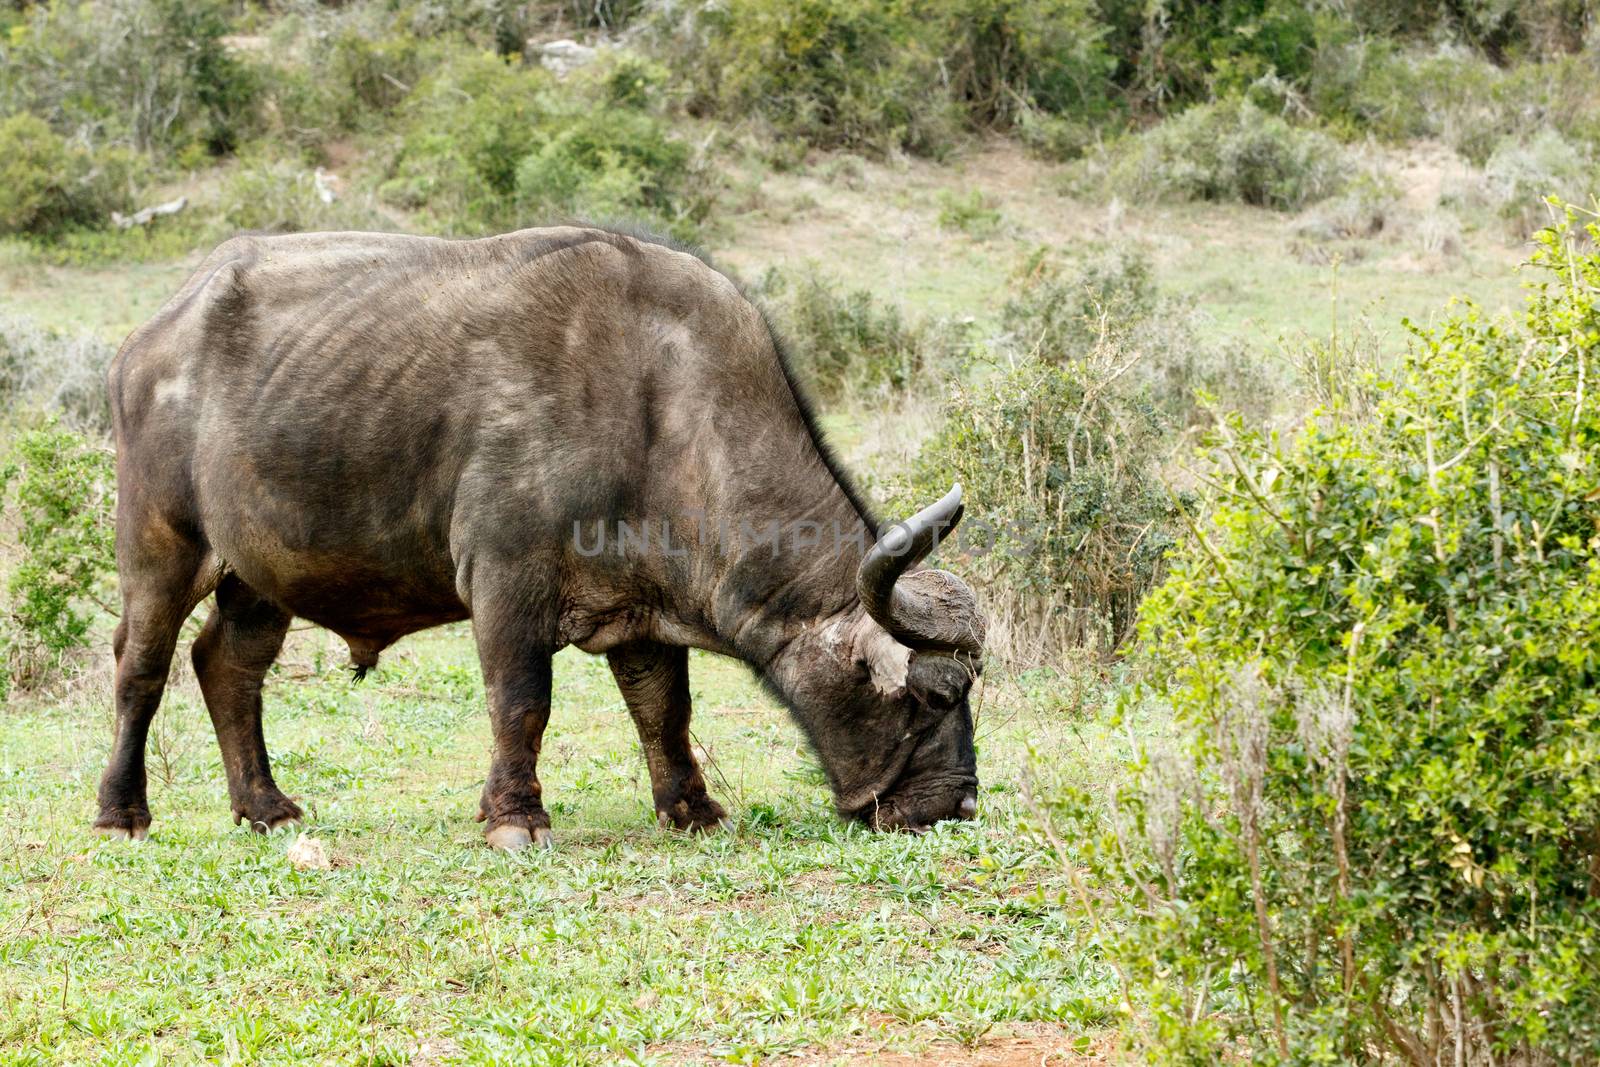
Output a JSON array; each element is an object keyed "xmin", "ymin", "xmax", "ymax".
[
  {"xmin": 0, "ymin": 314, "xmax": 116, "ymax": 434},
  {"xmin": 936, "ymin": 190, "xmax": 1005, "ymax": 238},
  {"xmin": 1290, "ymin": 169, "xmax": 1402, "ymax": 243}
]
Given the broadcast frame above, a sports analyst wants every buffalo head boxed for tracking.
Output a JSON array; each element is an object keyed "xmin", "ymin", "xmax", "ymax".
[{"xmin": 769, "ymin": 485, "xmax": 985, "ymax": 832}]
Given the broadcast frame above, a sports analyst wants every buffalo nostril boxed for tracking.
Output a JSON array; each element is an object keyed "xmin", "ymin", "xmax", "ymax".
[{"xmin": 959, "ymin": 794, "xmax": 977, "ymax": 819}]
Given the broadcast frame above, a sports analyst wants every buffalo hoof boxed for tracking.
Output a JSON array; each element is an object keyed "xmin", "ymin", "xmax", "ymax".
[
  {"xmin": 93, "ymin": 808, "xmax": 151, "ymax": 842},
  {"xmin": 656, "ymin": 792, "xmax": 729, "ymax": 833},
  {"xmin": 234, "ymin": 794, "xmax": 304, "ymax": 835},
  {"xmin": 487, "ymin": 825, "xmax": 554, "ymax": 851}
]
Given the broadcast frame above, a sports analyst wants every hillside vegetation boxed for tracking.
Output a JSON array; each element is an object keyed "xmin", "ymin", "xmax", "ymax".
[{"xmin": 1, "ymin": 1, "xmax": 1598, "ymax": 1063}]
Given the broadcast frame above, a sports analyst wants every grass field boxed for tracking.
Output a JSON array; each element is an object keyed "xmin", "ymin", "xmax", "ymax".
[{"xmin": 0, "ymin": 625, "xmax": 1120, "ymax": 1064}]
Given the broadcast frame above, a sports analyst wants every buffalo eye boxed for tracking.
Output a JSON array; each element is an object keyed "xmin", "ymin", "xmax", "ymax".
[{"xmin": 906, "ymin": 654, "xmax": 966, "ymax": 712}]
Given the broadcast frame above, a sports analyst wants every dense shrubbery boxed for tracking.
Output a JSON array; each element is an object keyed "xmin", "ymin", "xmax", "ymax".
[
  {"xmin": 897, "ymin": 351, "xmax": 1177, "ymax": 660},
  {"xmin": 652, "ymin": 0, "xmax": 1596, "ymax": 156},
  {"xmin": 888, "ymin": 246, "xmax": 1271, "ymax": 661},
  {"xmin": 1, "ymin": 0, "xmax": 259, "ymax": 155},
  {"xmin": 377, "ymin": 51, "xmax": 707, "ymax": 238},
  {"xmin": 0, "ymin": 114, "xmax": 141, "ymax": 236},
  {"xmin": 0, "ymin": 0, "xmax": 1592, "ymax": 244},
  {"xmin": 1052, "ymin": 217, "xmax": 1600, "ymax": 1062},
  {"xmin": 1310, "ymin": 39, "xmax": 1600, "ymax": 163},
  {"xmin": 1070, "ymin": 98, "xmax": 1349, "ymax": 210},
  {"xmin": 0, "ymin": 420, "xmax": 115, "ymax": 697},
  {"xmin": 653, "ymin": 0, "xmax": 1116, "ymax": 155},
  {"xmin": 755, "ymin": 267, "xmax": 967, "ymax": 401}
]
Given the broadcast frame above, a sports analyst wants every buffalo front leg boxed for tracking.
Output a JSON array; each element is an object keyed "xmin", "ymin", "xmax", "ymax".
[
  {"xmin": 472, "ymin": 604, "xmax": 556, "ymax": 850},
  {"xmin": 191, "ymin": 574, "xmax": 299, "ymax": 833},
  {"xmin": 607, "ymin": 642, "xmax": 727, "ymax": 832}
]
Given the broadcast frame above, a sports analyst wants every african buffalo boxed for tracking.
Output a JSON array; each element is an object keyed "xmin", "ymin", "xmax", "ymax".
[{"xmin": 94, "ymin": 226, "xmax": 985, "ymax": 849}]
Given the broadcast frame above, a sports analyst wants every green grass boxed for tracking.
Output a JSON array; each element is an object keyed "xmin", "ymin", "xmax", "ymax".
[{"xmin": 0, "ymin": 625, "xmax": 1115, "ymax": 1064}]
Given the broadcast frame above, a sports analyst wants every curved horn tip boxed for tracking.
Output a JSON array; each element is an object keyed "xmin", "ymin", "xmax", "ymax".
[{"xmin": 880, "ymin": 523, "xmax": 914, "ymax": 557}]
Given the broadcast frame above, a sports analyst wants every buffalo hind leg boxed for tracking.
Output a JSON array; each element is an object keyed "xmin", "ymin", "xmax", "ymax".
[
  {"xmin": 608, "ymin": 642, "xmax": 727, "ymax": 832},
  {"xmin": 94, "ymin": 539, "xmax": 212, "ymax": 840},
  {"xmin": 192, "ymin": 574, "xmax": 299, "ymax": 833}
]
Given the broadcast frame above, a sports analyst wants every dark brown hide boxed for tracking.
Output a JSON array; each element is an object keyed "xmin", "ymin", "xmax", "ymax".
[{"xmin": 94, "ymin": 226, "xmax": 985, "ymax": 846}]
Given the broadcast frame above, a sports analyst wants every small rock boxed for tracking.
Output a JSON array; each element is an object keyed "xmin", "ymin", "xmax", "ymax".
[
  {"xmin": 286, "ymin": 832, "xmax": 332, "ymax": 871},
  {"xmin": 531, "ymin": 38, "xmax": 598, "ymax": 77}
]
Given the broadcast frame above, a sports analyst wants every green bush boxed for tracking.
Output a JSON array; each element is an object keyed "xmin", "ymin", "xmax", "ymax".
[
  {"xmin": 0, "ymin": 420, "xmax": 116, "ymax": 696},
  {"xmin": 755, "ymin": 267, "xmax": 965, "ymax": 401},
  {"xmin": 0, "ymin": 114, "xmax": 76, "ymax": 234},
  {"xmin": 1055, "ymin": 216, "xmax": 1600, "ymax": 1062},
  {"xmin": 0, "ymin": 0, "xmax": 259, "ymax": 155},
  {"xmin": 1104, "ymin": 0, "xmax": 1322, "ymax": 106},
  {"xmin": 1475, "ymin": 129, "xmax": 1598, "ymax": 237},
  {"xmin": 220, "ymin": 150, "xmax": 383, "ymax": 235},
  {"xmin": 894, "ymin": 348, "xmax": 1178, "ymax": 660},
  {"xmin": 912, "ymin": 0, "xmax": 1116, "ymax": 126},
  {"xmin": 653, "ymin": 0, "xmax": 1114, "ymax": 155},
  {"xmin": 0, "ymin": 114, "xmax": 140, "ymax": 235},
  {"xmin": 1310, "ymin": 41, "xmax": 1600, "ymax": 162},
  {"xmin": 1004, "ymin": 245, "xmax": 1267, "ymax": 428},
  {"xmin": 377, "ymin": 52, "xmax": 707, "ymax": 238},
  {"xmin": 1071, "ymin": 97, "xmax": 1349, "ymax": 210},
  {"xmin": 660, "ymin": 0, "xmax": 959, "ymax": 156}
]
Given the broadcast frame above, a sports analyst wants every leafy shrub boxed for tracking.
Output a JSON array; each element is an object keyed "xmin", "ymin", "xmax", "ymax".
[
  {"xmin": 0, "ymin": 420, "xmax": 116, "ymax": 697},
  {"xmin": 910, "ymin": 0, "xmax": 1116, "ymax": 126},
  {"xmin": 377, "ymin": 52, "xmax": 707, "ymax": 238},
  {"xmin": 1054, "ymin": 217, "xmax": 1600, "ymax": 1062},
  {"xmin": 653, "ymin": 0, "xmax": 1114, "ymax": 155},
  {"xmin": 1310, "ymin": 41, "xmax": 1600, "ymax": 163},
  {"xmin": 220, "ymin": 151, "xmax": 382, "ymax": 235},
  {"xmin": 0, "ymin": 0, "xmax": 259, "ymax": 154},
  {"xmin": 657, "ymin": 0, "xmax": 959, "ymax": 156},
  {"xmin": 894, "ymin": 348, "xmax": 1178, "ymax": 661},
  {"xmin": 1108, "ymin": 0, "xmax": 1322, "ymax": 106},
  {"xmin": 1071, "ymin": 97, "xmax": 1349, "ymax": 211},
  {"xmin": 0, "ymin": 114, "xmax": 79, "ymax": 234},
  {"xmin": 1463, "ymin": 129, "xmax": 1599, "ymax": 238},
  {"xmin": 1004, "ymin": 245, "xmax": 1267, "ymax": 428},
  {"xmin": 0, "ymin": 315, "xmax": 116, "ymax": 433},
  {"xmin": 755, "ymin": 267, "xmax": 966, "ymax": 401},
  {"xmin": 0, "ymin": 114, "xmax": 141, "ymax": 236}
]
